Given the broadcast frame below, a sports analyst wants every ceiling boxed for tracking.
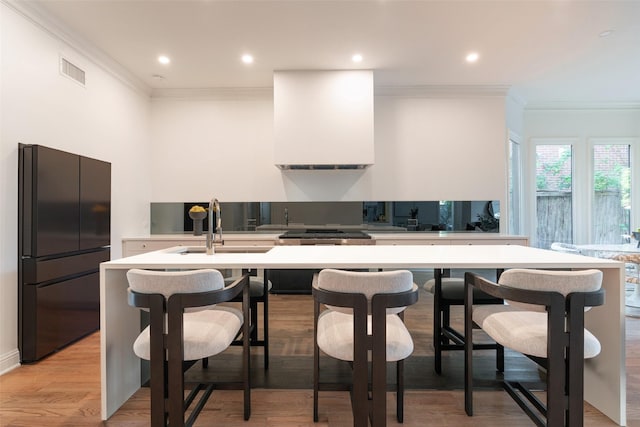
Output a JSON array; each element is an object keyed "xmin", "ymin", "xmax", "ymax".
[{"xmin": 22, "ymin": 0, "xmax": 640, "ymax": 104}]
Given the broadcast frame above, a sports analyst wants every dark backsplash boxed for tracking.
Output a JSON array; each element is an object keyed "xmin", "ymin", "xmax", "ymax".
[{"xmin": 151, "ymin": 200, "xmax": 500, "ymax": 234}]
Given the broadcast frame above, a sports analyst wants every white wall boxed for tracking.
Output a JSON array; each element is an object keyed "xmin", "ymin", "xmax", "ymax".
[
  {"xmin": 0, "ymin": 2, "xmax": 510, "ymax": 374},
  {"xmin": 150, "ymin": 92, "xmax": 508, "ymax": 203},
  {"xmin": 0, "ymin": 3, "xmax": 152, "ymax": 373},
  {"xmin": 150, "ymin": 93, "xmax": 281, "ymax": 201},
  {"xmin": 372, "ymin": 95, "xmax": 507, "ymax": 201}
]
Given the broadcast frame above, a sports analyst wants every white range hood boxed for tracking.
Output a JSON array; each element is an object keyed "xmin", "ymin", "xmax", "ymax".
[{"xmin": 273, "ymin": 70, "xmax": 374, "ymax": 170}]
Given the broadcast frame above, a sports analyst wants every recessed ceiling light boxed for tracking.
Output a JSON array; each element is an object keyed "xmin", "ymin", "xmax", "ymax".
[
  {"xmin": 352, "ymin": 53, "xmax": 363, "ymax": 63},
  {"xmin": 241, "ymin": 54, "xmax": 254, "ymax": 64},
  {"xmin": 158, "ymin": 55, "xmax": 170, "ymax": 65},
  {"xmin": 465, "ymin": 52, "xmax": 479, "ymax": 63},
  {"xmin": 599, "ymin": 30, "xmax": 614, "ymax": 38}
]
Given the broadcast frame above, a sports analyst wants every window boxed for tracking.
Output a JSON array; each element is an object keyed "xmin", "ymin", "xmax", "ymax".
[
  {"xmin": 535, "ymin": 144, "xmax": 573, "ymax": 249},
  {"xmin": 592, "ymin": 143, "xmax": 631, "ymax": 244},
  {"xmin": 530, "ymin": 136, "xmax": 638, "ymax": 249},
  {"xmin": 509, "ymin": 137, "xmax": 522, "ymax": 234}
]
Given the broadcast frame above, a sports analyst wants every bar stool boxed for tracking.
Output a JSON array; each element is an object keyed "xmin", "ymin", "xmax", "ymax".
[
  {"xmin": 424, "ymin": 268, "xmax": 504, "ymax": 374},
  {"xmin": 225, "ymin": 269, "xmax": 271, "ymax": 368},
  {"xmin": 127, "ymin": 269, "xmax": 251, "ymax": 427},
  {"xmin": 464, "ymin": 269, "xmax": 605, "ymax": 426},
  {"xmin": 313, "ymin": 269, "xmax": 419, "ymax": 427}
]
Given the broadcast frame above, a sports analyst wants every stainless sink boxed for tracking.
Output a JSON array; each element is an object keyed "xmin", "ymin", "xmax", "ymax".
[{"xmin": 177, "ymin": 246, "xmax": 271, "ymax": 255}]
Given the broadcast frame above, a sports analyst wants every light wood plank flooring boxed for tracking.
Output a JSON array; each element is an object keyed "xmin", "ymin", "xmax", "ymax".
[{"xmin": 1, "ymin": 284, "xmax": 639, "ymax": 426}]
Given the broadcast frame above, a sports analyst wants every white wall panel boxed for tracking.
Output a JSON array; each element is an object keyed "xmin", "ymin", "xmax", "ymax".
[
  {"xmin": 372, "ymin": 95, "xmax": 507, "ymax": 200},
  {"xmin": 0, "ymin": 4, "xmax": 151, "ymax": 369},
  {"xmin": 149, "ymin": 93, "xmax": 507, "ymax": 203},
  {"xmin": 149, "ymin": 96, "xmax": 284, "ymax": 201}
]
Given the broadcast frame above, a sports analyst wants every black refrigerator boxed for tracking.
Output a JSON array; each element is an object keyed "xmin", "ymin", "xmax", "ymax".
[{"xmin": 18, "ymin": 144, "xmax": 111, "ymax": 363}]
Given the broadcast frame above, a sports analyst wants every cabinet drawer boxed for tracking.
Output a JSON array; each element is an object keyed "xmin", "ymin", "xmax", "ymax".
[
  {"xmin": 122, "ymin": 240, "xmax": 203, "ymax": 257},
  {"xmin": 123, "ymin": 240, "xmax": 169, "ymax": 253},
  {"xmin": 375, "ymin": 239, "xmax": 450, "ymax": 245},
  {"xmin": 223, "ymin": 239, "xmax": 275, "ymax": 247},
  {"xmin": 22, "ymin": 273, "xmax": 99, "ymax": 361},
  {"xmin": 450, "ymin": 239, "xmax": 528, "ymax": 245}
]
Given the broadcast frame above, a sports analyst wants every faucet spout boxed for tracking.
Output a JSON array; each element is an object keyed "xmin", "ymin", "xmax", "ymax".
[
  {"xmin": 206, "ymin": 198, "xmax": 222, "ymax": 255},
  {"xmin": 215, "ymin": 198, "xmax": 222, "ymax": 244}
]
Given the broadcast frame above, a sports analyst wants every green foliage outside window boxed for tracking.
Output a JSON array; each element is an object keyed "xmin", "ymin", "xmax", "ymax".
[
  {"xmin": 536, "ymin": 148, "xmax": 572, "ymax": 191},
  {"xmin": 594, "ymin": 165, "xmax": 630, "ymax": 209}
]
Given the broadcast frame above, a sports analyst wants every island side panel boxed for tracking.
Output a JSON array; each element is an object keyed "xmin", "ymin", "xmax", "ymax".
[
  {"xmin": 584, "ymin": 266, "xmax": 626, "ymax": 426},
  {"xmin": 101, "ymin": 267, "xmax": 142, "ymax": 420}
]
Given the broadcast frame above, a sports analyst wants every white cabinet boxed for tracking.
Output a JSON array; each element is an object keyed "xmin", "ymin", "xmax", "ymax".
[
  {"xmin": 122, "ymin": 235, "xmax": 276, "ymax": 257},
  {"xmin": 374, "ymin": 234, "xmax": 528, "ymax": 247},
  {"xmin": 448, "ymin": 237, "xmax": 529, "ymax": 246},
  {"xmin": 375, "ymin": 239, "xmax": 449, "ymax": 246},
  {"xmin": 122, "ymin": 239, "xmax": 205, "ymax": 257}
]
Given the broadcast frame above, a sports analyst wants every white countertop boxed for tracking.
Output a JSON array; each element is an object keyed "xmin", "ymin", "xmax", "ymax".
[
  {"xmin": 367, "ymin": 232, "xmax": 527, "ymax": 240},
  {"xmin": 122, "ymin": 232, "xmax": 527, "ymax": 242},
  {"xmin": 105, "ymin": 244, "xmax": 617, "ymax": 270}
]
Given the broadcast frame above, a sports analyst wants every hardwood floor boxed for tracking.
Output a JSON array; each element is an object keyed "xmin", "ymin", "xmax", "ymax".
[{"xmin": 1, "ymin": 281, "xmax": 639, "ymax": 426}]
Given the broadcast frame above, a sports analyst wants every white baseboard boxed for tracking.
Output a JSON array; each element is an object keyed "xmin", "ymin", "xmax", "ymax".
[{"xmin": 0, "ymin": 348, "xmax": 21, "ymax": 375}]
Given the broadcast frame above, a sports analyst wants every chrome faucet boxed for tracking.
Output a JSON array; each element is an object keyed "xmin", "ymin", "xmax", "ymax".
[{"xmin": 206, "ymin": 198, "xmax": 222, "ymax": 255}]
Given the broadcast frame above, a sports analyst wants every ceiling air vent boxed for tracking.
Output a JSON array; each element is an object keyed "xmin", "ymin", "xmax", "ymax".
[
  {"xmin": 277, "ymin": 164, "xmax": 368, "ymax": 171},
  {"xmin": 60, "ymin": 57, "xmax": 86, "ymax": 86}
]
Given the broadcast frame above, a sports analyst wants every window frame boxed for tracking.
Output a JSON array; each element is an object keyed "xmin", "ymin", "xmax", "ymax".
[
  {"xmin": 508, "ymin": 130, "xmax": 523, "ymax": 235},
  {"xmin": 588, "ymin": 137, "xmax": 638, "ymax": 243},
  {"xmin": 529, "ymin": 137, "xmax": 578, "ymax": 248}
]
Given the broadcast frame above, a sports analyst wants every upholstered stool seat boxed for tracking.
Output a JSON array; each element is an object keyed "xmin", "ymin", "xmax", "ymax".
[
  {"xmin": 133, "ymin": 306, "xmax": 243, "ymax": 361},
  {"xmin": 316, "ymin": 310, "xmax": 413, "ymax": 362},
  {"xmin": 473, "ymin": 305, "xmax": 601, "ymax": 359}
]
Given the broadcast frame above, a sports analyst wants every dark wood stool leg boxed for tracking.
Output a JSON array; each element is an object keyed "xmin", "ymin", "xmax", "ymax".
[
  {"xmin": 433, "ymin": 268, "xmax": 443, "ymax": 374},
  {"xmin": 397, "ymin": 360, "xmax": 404, "ymax": 423},
  {"xmin": 313, "ymin": 298, "xmax": 320, "ymax": 422},
  {"xmin": 250, "ymin": 299, "xmax": 258, "ymax": 341},
  {"xmin": 464, "ymin": 277, "xmax": 473, "ymax": 416},
  {"xmin": 263, "ymin": 270, "xmax": 270, "ymax": 370}
]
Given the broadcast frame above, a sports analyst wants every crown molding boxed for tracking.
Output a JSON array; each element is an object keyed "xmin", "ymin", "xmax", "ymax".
[
  {"xmin": 506, "ymin": 89, "xmax": 528, "ymax": 109},
  {"xmin": 508, "ymin": 129, "xmax": 523, "ymax": 145},
  {"xmin": 151, "ymin": 85, "xmax": 513, "ymax": 100},
  {"xmin": 374, "ymin": 85, "xmax": 511, "ymax": 98},
  {"xmin": 3, "ymin": 0, "xmax": 151, "ymax": 97},
  {"xmin": 151, "ymin": 87, "xmax": 273, "ymax": 100}
]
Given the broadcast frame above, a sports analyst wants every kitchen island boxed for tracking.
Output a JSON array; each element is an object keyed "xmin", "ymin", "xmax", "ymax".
[{"xmin": 100, "ymin": 244, "xmax": 625, "ymax": 424}]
